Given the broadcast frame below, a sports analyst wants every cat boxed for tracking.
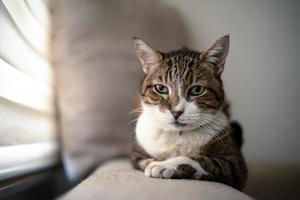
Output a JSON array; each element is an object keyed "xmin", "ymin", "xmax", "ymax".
[{"xmin": 130, "ymin": 35, "xmax": 247, "ymax": 190}]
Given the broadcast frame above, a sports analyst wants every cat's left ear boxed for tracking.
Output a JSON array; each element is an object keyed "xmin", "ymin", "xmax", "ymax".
[
  {"xmin": 133, "ymin": 38, "xmax": 162, "ymax": 74},
  {"xmin": 200, "ymin": 34, "xmax": 230, "ymax": 75}
]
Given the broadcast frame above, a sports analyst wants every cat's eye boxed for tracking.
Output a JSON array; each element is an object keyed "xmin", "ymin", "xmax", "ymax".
[
  {"xmin": 154, "ymin": 84, "xmax": 168, "ymax": 94},
  {"xmin": 189, "ymin": 85, "xmax": 205, "ymax": 96}
]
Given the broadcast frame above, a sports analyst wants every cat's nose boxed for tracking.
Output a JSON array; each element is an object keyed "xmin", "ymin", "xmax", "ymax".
[{"xmin": 171, "ymin": 110, "xmax": 184, "ymax": 120}]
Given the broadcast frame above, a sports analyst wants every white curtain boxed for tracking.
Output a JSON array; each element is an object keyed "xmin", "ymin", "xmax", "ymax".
[{"xmin": 0, "ymin": 0, "xmax": 58, "ymax": 181}]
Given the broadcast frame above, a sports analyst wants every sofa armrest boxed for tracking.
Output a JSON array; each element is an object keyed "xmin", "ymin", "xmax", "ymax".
[{"xmin": 59, "ymin": 159, "xmax": 253, "ymax": 200}]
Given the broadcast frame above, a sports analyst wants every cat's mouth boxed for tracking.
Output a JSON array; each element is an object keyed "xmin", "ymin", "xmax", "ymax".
[{"xmin": 172, "ymin": 121, "xmax": 187, "ymax": 127}]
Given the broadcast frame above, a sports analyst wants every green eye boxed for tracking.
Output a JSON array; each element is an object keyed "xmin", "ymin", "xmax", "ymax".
[
  {"xmin": 154, "ymin": 84, "xmax": 168, "ymax": 94},
  {"xmin": 189, "ymin": 85, "xmax": 204, "ymax": 96}
]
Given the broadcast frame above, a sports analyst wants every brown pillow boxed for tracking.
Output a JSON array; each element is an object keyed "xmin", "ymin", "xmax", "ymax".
[{"xmin": 50, "ymin": 0, "xmax": 188, "ymax": 180}]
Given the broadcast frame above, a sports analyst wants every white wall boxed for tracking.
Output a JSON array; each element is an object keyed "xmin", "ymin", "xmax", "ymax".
[{"xmin": 162, "ymin": 0, "xmax": 300, "ymax": 164}]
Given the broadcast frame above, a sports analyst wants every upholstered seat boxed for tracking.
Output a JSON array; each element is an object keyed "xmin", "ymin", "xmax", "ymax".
[{"xmin": 60, "ymin": 159, "xmax": 253, "ymax": 200}]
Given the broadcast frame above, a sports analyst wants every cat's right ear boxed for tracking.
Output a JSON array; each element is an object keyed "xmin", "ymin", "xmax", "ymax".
[{"xmin": 133, "ymin": 38, "xmax": 162, "ymax": 74}]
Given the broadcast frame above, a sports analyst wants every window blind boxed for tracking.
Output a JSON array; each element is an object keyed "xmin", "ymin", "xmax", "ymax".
[{"xmin": 0, "ymin": 0, "xmax": 58, "ymax": 181}]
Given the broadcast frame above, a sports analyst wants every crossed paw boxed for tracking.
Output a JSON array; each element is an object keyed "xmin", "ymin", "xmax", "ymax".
[{"xmin": 144, "ymin": 161, "xmax": 177, "ymax": 179}]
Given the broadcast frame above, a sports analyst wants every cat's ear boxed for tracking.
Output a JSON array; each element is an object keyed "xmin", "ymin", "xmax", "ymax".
[
  {"xmin": 200, "ymin": 34, "xmax": 230, "ymax": 74},
  {"xmin": 133, "ymin": 38, "xmax": 162, "ymax": 74}
]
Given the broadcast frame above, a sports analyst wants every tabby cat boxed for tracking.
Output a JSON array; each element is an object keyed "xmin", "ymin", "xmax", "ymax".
[{"xmin": 130, "ymin": 35, "xmax": 247, "ymax": 190}]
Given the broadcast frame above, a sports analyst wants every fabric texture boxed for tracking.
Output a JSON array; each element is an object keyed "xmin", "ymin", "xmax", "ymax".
[
  {"xmin": 59, "ymin": 159, "xmax": 254, "ymax": 200},
  {"xmin": 49, "ymin": 0, "xmax": 189, "ymax": 180}
]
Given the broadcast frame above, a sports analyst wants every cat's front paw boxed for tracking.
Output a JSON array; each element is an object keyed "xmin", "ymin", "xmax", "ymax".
[{"xmin": 144, "ymin": 161, "xmax": 176, "ymax": 179}]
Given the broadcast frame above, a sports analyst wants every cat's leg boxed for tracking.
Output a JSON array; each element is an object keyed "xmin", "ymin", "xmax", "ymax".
[
  {"xmin": 145, "ymin": 155, "xmax": 246, "ymax": 190},
  {"xmin": 131, "ymin": 140, "xmax": 155, "ymax": 171},
  {"xmin": 191, "ymin": 154, "xmax": 247, "ymax": 190},
  {"xmin": 137, "ymin": 158, "xmax": 155, "ymax": 171},
  {"xmin": 131, "ymin": 153, "xmax": 154, "ymax": 171},
  {"xmin": 145, "ymin": 156, "xmax": 208, "ymax": 179},
  {"xmin": 131, "ymin": 151, "xmax": 154, "ymax": 170}
]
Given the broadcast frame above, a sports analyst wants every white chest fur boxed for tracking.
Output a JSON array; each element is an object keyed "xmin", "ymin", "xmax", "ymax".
[{"xmin": 135, "ymin": 112, "xmax": 219, "ymax": 160}]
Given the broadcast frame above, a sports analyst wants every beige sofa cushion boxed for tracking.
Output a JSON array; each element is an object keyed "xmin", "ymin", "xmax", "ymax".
[
  {"xmin": 50, "ymin": 0, "xmax": 188, "ymax": 180},
  {"xmin": 60, "ymin": 159, "xmax": 254, "ymax": 200}
]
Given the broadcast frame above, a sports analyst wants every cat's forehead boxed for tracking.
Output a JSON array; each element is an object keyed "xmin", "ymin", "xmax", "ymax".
[
  {"xmin": 153, "ymin": 48, "xmax": 204, "ymax": 83},
  {"xmin": 162, "ymin": 48, "xmax": 201, "ymax": 66}
]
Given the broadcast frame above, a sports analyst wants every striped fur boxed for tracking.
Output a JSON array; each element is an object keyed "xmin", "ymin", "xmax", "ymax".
[{"xmin": 131, "ymin": 35, "xmax": 247, "ymax": 190}]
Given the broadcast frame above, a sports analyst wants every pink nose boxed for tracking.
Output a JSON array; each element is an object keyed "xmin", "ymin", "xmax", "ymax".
[{"xmin": 171, "ymin": 110, "xmax": 184, "ymax": 120}]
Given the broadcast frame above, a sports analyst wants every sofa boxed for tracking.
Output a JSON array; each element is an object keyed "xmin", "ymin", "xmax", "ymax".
[{"xmin": 59, "ymin": 159, "xmax": 253, "ymax": 200}]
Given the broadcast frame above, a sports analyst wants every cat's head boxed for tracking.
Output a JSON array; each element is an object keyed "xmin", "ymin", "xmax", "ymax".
[{"xmin": 134, "ymin": 35, "xmax": 229, "ymax": 132}]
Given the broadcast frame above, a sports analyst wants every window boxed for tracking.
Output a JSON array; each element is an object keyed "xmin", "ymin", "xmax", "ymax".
[{"xmin": 0, "ymin": 0, "xmax": 58, "ymax": 182}]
